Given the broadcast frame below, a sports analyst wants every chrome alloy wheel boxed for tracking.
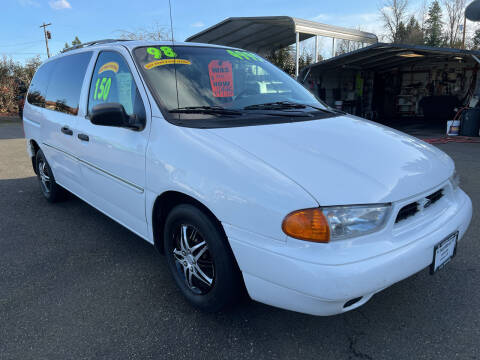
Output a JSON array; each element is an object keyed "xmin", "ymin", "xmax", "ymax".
[
  {"xmin": 37, "ymin": 159, "xmax": 51, "ymax": 194},
  {"xmin": 172, "ymin": 224, "xmax": 215, "ymax": 295}
]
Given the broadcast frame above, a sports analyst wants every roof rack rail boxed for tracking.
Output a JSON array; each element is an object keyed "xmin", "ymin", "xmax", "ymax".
[{"xmin": 62, "ymin": 39, "xmax": 131, "ymax": 53}]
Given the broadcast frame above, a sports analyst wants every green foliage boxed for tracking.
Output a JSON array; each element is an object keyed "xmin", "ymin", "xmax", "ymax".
[
  {"xmin": 63, "ymin": 36, "xmax": 82, "ymax": 50},
  {"xmin": 266, "ymin": 47, "xmax": 295, "ymax": 76},
  {"xmin": 405, "ymin": 16, "xmax": 424, "ymax": 44},
  {"xmin": 72, "ymin": 36, "xmax": 81, "ymax": 46},
  {"xmin": 396, "ymin": 16, "xmax": 424, "ymax": 44},
  {"xmin": 0, "ymin": 56, "xmax": 42, "ymax": 113},
  {"xmin": 396, "ymin": 21, "xmax": 408, "ymax": 43},
  {"xmin": 472, "ymin": 29, "xmax": 480, "ymax": 50},
  {"xmin": 425, "ymin": 0, "xmax": 444, "ymax": 47},
  {"xmin": 266, "ymin": 46, "xmax": 314, "ymax": 77}
]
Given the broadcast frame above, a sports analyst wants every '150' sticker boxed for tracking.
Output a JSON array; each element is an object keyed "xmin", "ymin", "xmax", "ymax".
[{"xmin": 93, "ymin": 77, "xmax": 111, "ymax": 101}]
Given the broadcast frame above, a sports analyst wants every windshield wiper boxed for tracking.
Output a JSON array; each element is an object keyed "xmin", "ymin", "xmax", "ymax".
[
  {"xmin": 169, "ymin": 106, "xmax": 243, "ymax": 116},
  {"xmin": 244, "ymin": 101, "xmax": 332, "ymax": 113},
  {"xmin": 169, "ymin": 105, "xmax": 311, "ymax": 118}
]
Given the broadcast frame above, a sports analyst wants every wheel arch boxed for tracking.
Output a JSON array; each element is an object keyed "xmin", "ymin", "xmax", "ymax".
[{"xmin": 152, "ymin": 191, "xmax": 228, "ymax": 255}]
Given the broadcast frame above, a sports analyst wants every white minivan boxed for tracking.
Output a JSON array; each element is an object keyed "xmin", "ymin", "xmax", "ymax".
[{"xmin": 23, "ymin": 40, "xmax": 472, "ymax": 316}]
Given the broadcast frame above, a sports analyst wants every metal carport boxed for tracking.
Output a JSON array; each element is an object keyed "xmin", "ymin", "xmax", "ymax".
[
  {"xmin": 300, "ymin": 43, "xmax": 480, "ymax": 73},
  {"xmin": 186, "ymin": 16, "xmax": 377, "ymax": 76}
]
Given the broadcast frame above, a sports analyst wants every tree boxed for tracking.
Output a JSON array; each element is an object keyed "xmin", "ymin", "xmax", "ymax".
[
  {"xmin": 405, "ymin": 16, "xmax": 425, "ymax": 44},
  {"xmin": 298, "ymin": 48, "xmax": 313, "ymax": 70},
  {"xmin": 266, "ymin": 46, "xmax": 315, "ymax": 76},
  {"xmin": 62, "ymin": 36, "xmax": 82, "ymax": 51},
  {"xmin": 396, "ymin": 21, "xmax": 408, "ymax": 42},
  {"xmin": 266, "ymin": 47, "xmax": 295, "ymax": 76},
  {"xmin": 394, "ymin": 16, "xmax": 424, "ymax": 44},
  {"xmin": 0, "ymin": 56, "xmax": 41, "ymax": 114},
  {"xmin": 472, "ymin": 28, "xmax": 480, "ymax": 49},
  {"xmin": 424, "ymin": 0, "xmax": 444, "ymax": 46},
  {"xmin": 443, "ymin": 0, "xmax": 466, "ymax": 47},
  {"xmin": 116, "ymin": 22, "xmax": 171, "ymax": 41},
  {"xmin": 336, "ymin": 39, "xmax": 365, "ymax": 55},
  {"xmin": 380, "ymin": 0, "xmax": 410, "ymax": 42},
  {"xmin": 71, "ymin": 36, "xmax": 81, "ymax": 46}
]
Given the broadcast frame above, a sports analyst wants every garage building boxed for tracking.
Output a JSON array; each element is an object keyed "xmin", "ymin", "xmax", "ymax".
[{"xmin": 300, "ymin": 43, "xmax": 480, "ymax": 136}]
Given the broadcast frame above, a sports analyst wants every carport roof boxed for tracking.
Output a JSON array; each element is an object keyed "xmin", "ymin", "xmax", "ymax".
[
  {"xmin": 185, "ymin": 16, "xmax": 378, "ymax": 53},
  {"xmin": 304, "ymin": 42, "xmax": 480, "ymax": 73}
]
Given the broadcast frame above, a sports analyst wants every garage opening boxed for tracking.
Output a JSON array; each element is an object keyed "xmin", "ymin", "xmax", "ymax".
[{"xmin": 300, "ymin": 43, "xmax": 480, "ymax": 138}]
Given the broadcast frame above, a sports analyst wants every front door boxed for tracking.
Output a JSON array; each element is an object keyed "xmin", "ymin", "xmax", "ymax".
[{"xmin": 76, "ymin": 49, "xmax": 151, "ymax": 238}]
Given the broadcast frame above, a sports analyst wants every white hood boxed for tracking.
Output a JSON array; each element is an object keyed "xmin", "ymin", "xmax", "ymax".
[{"xmin": 209, "ymin": 115, "xmax": 454, "ymax": 205}]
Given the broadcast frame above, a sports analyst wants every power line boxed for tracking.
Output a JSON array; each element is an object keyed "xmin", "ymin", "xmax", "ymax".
[
  {"xmin": 0, "ymin": 52, "xmax": 42, "ymax": 55},
  {"xmin": 0, "ymin": 40, "xmax": 39, "ymax": 48}
]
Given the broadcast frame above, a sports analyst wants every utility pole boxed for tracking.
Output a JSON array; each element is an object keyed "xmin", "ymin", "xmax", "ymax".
[
  {"xmin": 462, "ymin": 15, "xmax": 467, "ymax": 49},
  {"xmin": 40, "ymin": 22, "xmax": 52, "ymax": 58}
]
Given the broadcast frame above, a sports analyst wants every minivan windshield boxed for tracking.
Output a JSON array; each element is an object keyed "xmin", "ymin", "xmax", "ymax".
[{"xmin": 133, "ymin": 45, "xmax": 333, "ymax": 126}]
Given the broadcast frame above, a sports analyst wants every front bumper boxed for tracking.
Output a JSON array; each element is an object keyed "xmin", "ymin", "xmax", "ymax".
[{"xmin": 224, "ymin": 189, "xmax": 472, "ymax": 316}]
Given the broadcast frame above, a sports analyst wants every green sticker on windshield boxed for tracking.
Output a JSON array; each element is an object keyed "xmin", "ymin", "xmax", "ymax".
[
  {"xmin": 226, "ymin": 50, "xmax": 263, "ymax": 61},
  {"xmin": 147, "ymin": 46, "xmax": 177, "ymax": 59}
]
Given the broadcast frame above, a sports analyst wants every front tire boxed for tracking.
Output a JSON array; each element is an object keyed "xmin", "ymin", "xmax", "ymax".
[
  {"xmin": 163, "ymin": 204, "xmax": 242, "ymax": 312},
  {"xmin": 35, "ymin": 149, "xmax": 66, "ymax": 203}
]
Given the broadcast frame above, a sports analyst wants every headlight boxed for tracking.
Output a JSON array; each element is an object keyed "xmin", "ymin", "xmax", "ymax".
[
  {"xmin": 282, "ymin": 204, "xmax": 391, "ymax": 242},
  {"xmin": 322, "ymin": 204, "xmax": 391, "ymax": 240},
  {"xmin": 450, "ymin": 170, "xmax": 460, "ymax": 190}
]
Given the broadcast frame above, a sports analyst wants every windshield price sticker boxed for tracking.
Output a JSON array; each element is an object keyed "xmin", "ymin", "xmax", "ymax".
[
  {"xmin": 208, "ymin": 60, "xmax": 234, "ymax": 97},
  {"xmin": 144, "ymin": 59, "xmax": 191, "ymax": 69},
  {"xmin": 147, "ymin": 46, "xmax": 177, "ymax": 59},
  {"xmin": 226, "ymin": 50, "xmax": 263, "ymax": 61},
  {"xmin": 98, "ymin": 62, "xmax": 119, "ymax": 74}
]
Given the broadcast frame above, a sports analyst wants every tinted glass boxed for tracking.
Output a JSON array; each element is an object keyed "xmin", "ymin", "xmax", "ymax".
[
  {"xmin": 133, "ymin": 46, "xmax": 326, "ymax": 114},
  {"xmin": 45, "ymin": 52, "xmax": 92, "ymax": 115},
  {"xmin": 88, "ymin": 51, "xmax": 144, "ymax": 120},
  {"xmin": 27, "ymin": 61, "xmax": 54, "ymax": 108}
]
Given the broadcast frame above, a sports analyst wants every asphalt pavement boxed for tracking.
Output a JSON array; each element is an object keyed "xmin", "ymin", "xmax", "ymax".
[{"xmin": 1, "ymin": 117, "xmax": 479, "ymax": 359}]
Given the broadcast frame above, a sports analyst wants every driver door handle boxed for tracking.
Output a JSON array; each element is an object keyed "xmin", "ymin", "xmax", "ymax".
[{"xmin": 61, "ymin": 126, "xmax": 73, "ymax": 136}]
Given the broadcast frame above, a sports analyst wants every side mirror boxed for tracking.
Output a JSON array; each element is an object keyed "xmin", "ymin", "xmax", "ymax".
[{"xmin": 90, "ymin": 103, "xmax": 142, "ymax": 130}]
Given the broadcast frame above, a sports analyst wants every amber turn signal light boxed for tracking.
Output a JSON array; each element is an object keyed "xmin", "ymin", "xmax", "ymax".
[{"xmin": 282, "ymin": 208, "xmax": 330, "ymax": 243}]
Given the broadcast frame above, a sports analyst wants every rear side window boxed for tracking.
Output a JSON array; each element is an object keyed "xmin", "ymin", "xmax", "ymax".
[
  {"xmin": 45, "ymin": 52, "xmax": 92, "ymax": 115},
  {"xmin": 27, "ymin": 61, "xmax": 54, "ymax": 108},
  {"xmin": 88, "ymin": 51, "xmax": 145, "ymax": 121}
]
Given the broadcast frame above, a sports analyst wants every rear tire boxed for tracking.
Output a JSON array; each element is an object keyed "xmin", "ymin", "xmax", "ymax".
[
  {"xmin": 35, "ymin": 149, "xmax": 67, "ymax": 203},
  {"xmin": 163, "ymin": 204, "xmax": 242, "ymax": 312}
]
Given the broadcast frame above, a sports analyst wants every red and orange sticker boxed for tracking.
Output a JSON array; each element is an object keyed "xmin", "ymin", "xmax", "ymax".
[
  {"xmin": 98, "ymin": 62, "xmax": 119, "ymax": 74},
  {"xmin": 208, "ymin": 60, "xmax": 233, "ymax": 98},
  {"xmin": 144, "ymin": 59, "xmax": 191, "ymax": 69}
]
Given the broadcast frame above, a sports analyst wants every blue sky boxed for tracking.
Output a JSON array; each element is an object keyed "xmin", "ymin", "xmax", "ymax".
[{"xmin": 2, "ymin": 0, "xmax": 422, "ymax": 63}]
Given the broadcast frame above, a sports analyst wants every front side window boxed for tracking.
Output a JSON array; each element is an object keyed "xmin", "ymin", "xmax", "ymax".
[
  {"xmin": 88, "ymin": 51, "xmax": 145, "ymax": 122},
  {"xmin": 133, "ymin": 45, "xmax": 335, "ymax": 127}
]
